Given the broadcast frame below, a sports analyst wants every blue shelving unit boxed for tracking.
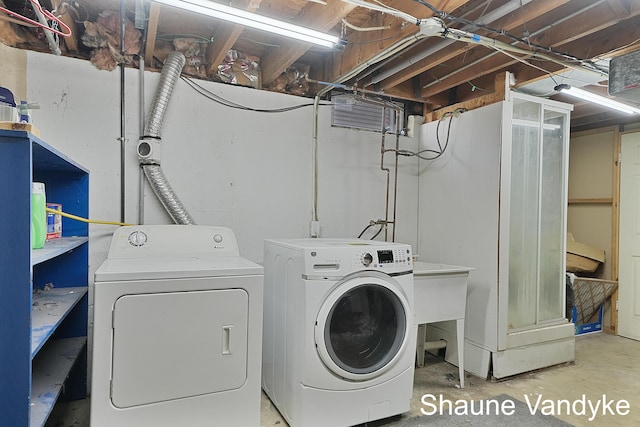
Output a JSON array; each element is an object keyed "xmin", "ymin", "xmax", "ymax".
[{"xmin": 0, "ymin": 130, "xmax": 89, "ymax": 427}]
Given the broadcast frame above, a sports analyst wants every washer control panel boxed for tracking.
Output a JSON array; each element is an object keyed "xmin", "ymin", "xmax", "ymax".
[
  {"xmin": 356, "ymin": 247, "xmax": 412, "ymax": 269},
  {"xmin": 274, "ymin": 238, "xmax": 413, "ymax": 276}
]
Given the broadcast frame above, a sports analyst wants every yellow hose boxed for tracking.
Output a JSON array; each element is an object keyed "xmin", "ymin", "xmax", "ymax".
[{"xmin": 46, "ymin": 207, "xmax": 134, "ymax": 226}]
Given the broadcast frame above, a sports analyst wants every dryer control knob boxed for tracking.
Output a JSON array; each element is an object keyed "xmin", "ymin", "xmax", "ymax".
[
  {"xmin": 362, "ymin": 252, "xmax": 373, "ymax": 266},
  {"xmin": 128, "ymin": 230, "xmax": 147, "ymax": 247}
]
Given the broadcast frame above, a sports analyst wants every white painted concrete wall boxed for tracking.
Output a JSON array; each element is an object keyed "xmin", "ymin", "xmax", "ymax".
[{"xmin": 23, "ymin": 50, "xmax": 420, "ymax": 279}]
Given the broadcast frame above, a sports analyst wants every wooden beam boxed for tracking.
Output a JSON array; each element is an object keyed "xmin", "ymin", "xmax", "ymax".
[
  {"xmin": 376, "ymin": 80, "xmax": 424, "ymax": 103},
  {"xmin": 529, "ymin": 0, "xmax": 640, "ymax": 48},
  {"xmin": 601, "ymin": 0, "xmax": 629, "ymax": 21},
  {"xmin": 328, "ymin": 2, "xmax": 430, "ymax": 84},
  {"xmin": 260, "ymin": 0, "xmax": 357, "ymax": 85},
  {"xmin": 144, "ymin": 3, "xmax": 161, "ymax": 65},
  {"xmin": 568, "ymin": 198, "xmax": 613, "ymax": 205},
  {"xmin": 327, "ymin": 0, "xmax": 469, "ymax": 87},
  {"xmin": 377, "ymin": 0, "xmax": 568, "ymax": 92},
  {"xmin": 425, "ymin": 71, "xmax": 509, "ymax": 122},
  {"xmin": 422, "ymin": 1, "xmax": 640, "ymax": 100},
  {"xmin": 421, "ymin": 48, "xmax": 518, "ymax": 100},
  {"xmin": 610, "ymin": 126, "xmax": 622, "ymax": 334},
  {"xmin": 0, "ymin": 14, "xmax": 36, "ymax": 28},
  {"xmin": 206, "ymin": 0, "xmax": 263, "ymax": 77}
]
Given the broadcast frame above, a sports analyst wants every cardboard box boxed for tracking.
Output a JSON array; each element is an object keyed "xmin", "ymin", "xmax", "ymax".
[
  {"xmin": 46, "ymin": 203, "xmax": 62, "ymax": 239},
  {"xmin": 566, "ymin": 233, "xmax": 605, "ymax": 274},
  {"xmin": 571, "ymin": 277, "xmax": 617, "ymax": 335}
]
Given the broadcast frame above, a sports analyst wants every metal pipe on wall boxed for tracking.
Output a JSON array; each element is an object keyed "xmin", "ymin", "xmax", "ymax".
[
  {"xmin": 119, "ymin": 0, "xmax": 126, "ymax": 223},
  {"xmin": 391, "ymin": 111, "xmax": 400, "ymax": 242},
  {"xmin": 136, "ymin": 0, "xmax": 148, "ymax": 225},
  {"xmin": 380, "ymin": 126, "xmax": 391, "ymax": 242},
  {"xmin": 139, "ymin": 57, "xmax": 146, "ymax": 225}
]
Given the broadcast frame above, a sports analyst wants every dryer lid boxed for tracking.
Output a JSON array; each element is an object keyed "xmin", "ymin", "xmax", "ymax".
[{"xmin": 95, "ymin": 256, "xmax": 263, "ymax": 282}]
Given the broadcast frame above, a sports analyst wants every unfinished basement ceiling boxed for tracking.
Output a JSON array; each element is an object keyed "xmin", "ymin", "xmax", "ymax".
[{"xmin": 2, "ymin": 0, "xmax": 640, "ymax": 132}]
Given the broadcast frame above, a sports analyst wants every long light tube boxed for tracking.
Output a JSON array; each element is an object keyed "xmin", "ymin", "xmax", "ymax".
[
  {"xmin": 153, "ymin": 0, "xmax": 345, "ymax": 49},
  {"xmin": 555, "ymin": 84, "xmax": 640, "ymax": 115}
]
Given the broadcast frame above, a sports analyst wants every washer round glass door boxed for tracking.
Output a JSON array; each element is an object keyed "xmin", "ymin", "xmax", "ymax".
[{"xmin": 314, "ymin": 274, "xmax": 410, "ymax": 381}]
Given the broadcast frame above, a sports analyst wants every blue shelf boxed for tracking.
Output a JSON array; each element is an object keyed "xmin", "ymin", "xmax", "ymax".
[
  {"xmin": 31, "ymin": 287, "xmax": 88, "ymax": 358},
  {"xmin": 31, "ymin": 237, "xmax": 89, "ymax": 265},
  {"xmin": 30, "ymin": 337, "xmax": 87, "ymax": 427},
  {"xmin": 0, "ymin": 130, "xmax": 89, "ymax": 427}
]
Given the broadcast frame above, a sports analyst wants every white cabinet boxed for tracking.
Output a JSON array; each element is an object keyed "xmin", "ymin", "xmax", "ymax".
[{"xmin": 417, "ymin": 92, "xmax": 575, "ymax": 379}]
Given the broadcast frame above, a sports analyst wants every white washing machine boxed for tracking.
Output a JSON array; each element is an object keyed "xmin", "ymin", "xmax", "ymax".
[
  {"xmin": 91, "ymin": 225, "xmax": 263, "ymax": 427},
  {"xmin": 262, "ymin": 238, "xmax": 415, "ymax": 427}
]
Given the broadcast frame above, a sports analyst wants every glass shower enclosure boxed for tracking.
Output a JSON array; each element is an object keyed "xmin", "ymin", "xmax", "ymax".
[
  {"xmin": 418, "ymin": 90, "xmax": 575, "ymax": 380},
  {"xmin": 507, "ymin": 98, "xmax": 568, "ymax": 333}
]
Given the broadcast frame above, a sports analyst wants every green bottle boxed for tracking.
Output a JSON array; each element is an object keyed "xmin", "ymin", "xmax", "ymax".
[{"xmin": 32, "ymin": 182, "xmax": 46, "ymax": 249}]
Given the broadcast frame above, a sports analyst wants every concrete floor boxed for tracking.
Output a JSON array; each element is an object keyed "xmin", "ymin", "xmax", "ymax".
[{"xmin": 46, "ymin": 332, "xmax": 640, "ymax": 427}]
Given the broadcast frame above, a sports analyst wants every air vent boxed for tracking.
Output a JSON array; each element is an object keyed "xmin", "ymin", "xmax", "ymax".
[
  {"xmin": 332, "ymin": 94, "xmax": 403, "ymax": 133},
  {"xmin": 609, "ymin": 50, "xmax": 640, "ymax": 102}
]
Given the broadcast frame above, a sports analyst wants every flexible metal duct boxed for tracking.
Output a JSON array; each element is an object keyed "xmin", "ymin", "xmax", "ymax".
[
  {"xmin": 144, "ymin": 52, "xmax": 185, "ymax": 138},
  {"xmin": 140, "ymin": 51, "xmax": 195, "ymax": 225},
  {"xmin": 142, "ymin": 164, "xmax": 195, "ymax": 224}
]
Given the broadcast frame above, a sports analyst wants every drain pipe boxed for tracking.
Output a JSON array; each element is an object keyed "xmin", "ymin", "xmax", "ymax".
[{"xmin": 137, "ymin": 52, "xmax": 195, "ymax": 225}]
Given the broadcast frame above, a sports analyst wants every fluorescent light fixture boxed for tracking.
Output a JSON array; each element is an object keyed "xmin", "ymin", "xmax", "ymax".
[
  {"xmin": 153, "ymin": 0, "xmax": 345, "ymax": 49},
  {"xmin": 554, "ymin": 84, "xmax": 640, "ymax": 115}
]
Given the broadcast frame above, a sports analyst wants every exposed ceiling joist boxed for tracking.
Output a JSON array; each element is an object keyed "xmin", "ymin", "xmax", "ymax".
[
  {"xmin": 2, "ymin": 0, "xmax": 640, "ymax": 132},
  {"xmin": 205, "ymin": 0, "xmax": 263, "ymax": 75},
  {"xmin": 261, "ymin": 0, "xmax": 357, "ymax": 85}
]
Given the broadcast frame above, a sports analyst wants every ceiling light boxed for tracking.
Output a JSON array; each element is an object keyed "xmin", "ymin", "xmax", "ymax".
[
  {"xmin": 554, "ymin": 84, "xmax": 640, "ymax": 115},
  {"xmin": 153, "ymin": 0, "xmax": 346, "ymax": 49}
]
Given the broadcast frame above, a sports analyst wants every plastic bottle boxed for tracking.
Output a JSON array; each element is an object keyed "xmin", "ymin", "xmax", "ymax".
[{"xmin": 32, "ymin": 182, "xmax": 46, "ymax": 249}]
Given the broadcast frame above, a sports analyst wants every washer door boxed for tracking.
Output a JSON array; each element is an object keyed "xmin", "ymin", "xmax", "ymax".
[{"xmin": 315, "ymin": 273, "xmax": 410, "ymax": 381}]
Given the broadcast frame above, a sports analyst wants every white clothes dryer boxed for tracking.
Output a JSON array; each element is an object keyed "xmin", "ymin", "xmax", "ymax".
[
  {"xmin": 262, "ymin": 238, "xmax": 415, "ymax": 427},
  {"xmin": 91, "ymin": 225, "xmax": 263, "ymax": 427}
]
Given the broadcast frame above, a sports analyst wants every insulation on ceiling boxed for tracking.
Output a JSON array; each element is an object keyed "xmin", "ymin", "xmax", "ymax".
[{"xmin": 82, "ymin": 10, "xmax": 141, "ymax": 71}]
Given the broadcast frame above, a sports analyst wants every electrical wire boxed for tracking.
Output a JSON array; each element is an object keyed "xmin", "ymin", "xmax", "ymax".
[
  {"xmin": 341, "ymin": 18, "xmax": 390, "ymax": 32},
  {"xmin": 357, "ymin": 221, "xmax": 385, "ymax": 239},
  {"xmin": 346, "ymin": 27, "xmax": 407, "ymax": 46},
  {"xmin": 180, "ymin": 76, "xmax": 334, "ymax": 113},
  {"xmin": 490, "ymin": 44, "xmax": 557, "ymax": 78},
  {"xmin": 418, "ymin": 111, "xmax": 455, "ymax": 160},
  {"xmin": 46, "ymin": 207, "xmax": 134, "ymax": 226},
  {"xmin": 592, "ymin": 38, "xmax": 640, "ymax": 62},
  {"xmin": 156, "ymin": 34, "xmax": 213, "ymax": 42},
  {"xmin": 341, "ymin": 0, "xmax": 419, "ymax": 25},
  {"xmin": 440, "ymin": 25, "xmax": 608, "ymax": 79},
  {"xmin": 412, "ymin": 0, "xmax": 607, "ymax": 74},
  {"xmin": 387, "ymin": 108, "xmax": 464, "ymax": 161}
]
